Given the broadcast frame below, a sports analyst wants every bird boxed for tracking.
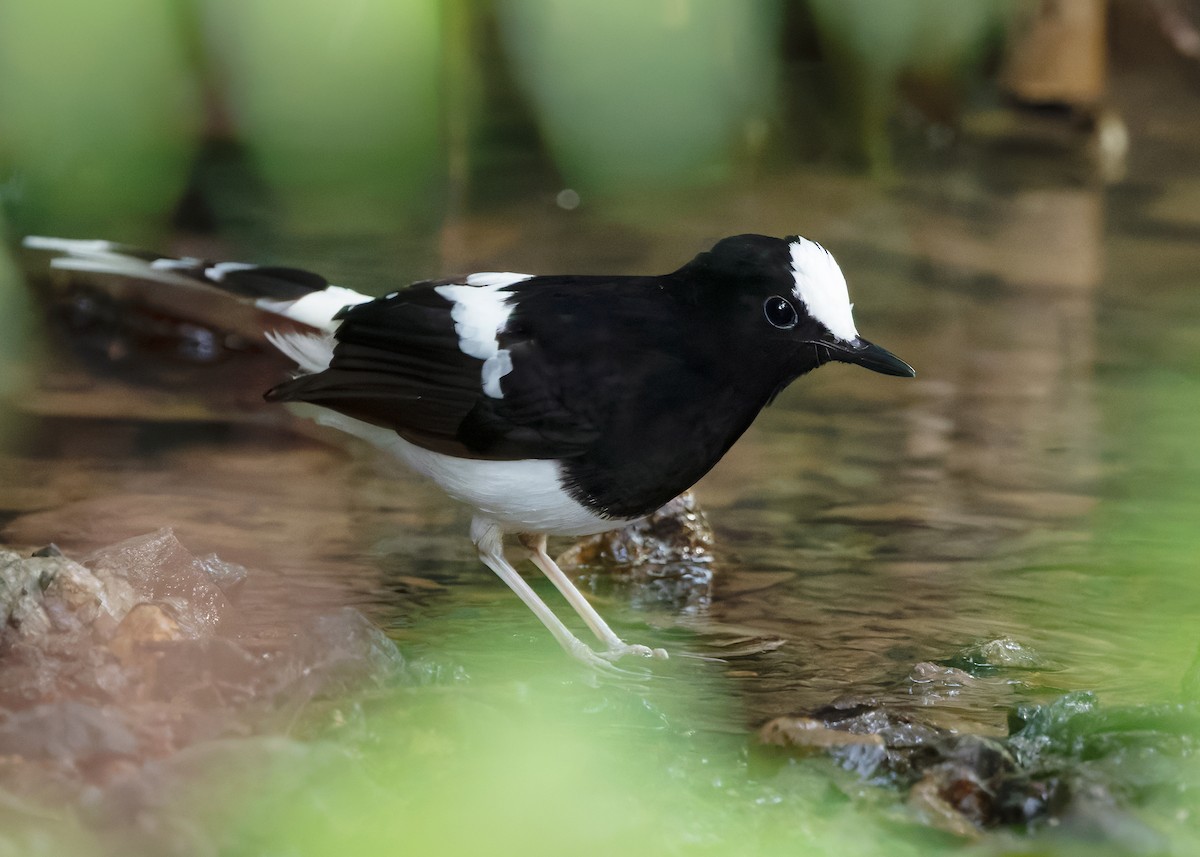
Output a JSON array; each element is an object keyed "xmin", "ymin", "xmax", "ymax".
[{"xmin": 23, "ymin": 233, "xmax": 915, "ymax": 669}]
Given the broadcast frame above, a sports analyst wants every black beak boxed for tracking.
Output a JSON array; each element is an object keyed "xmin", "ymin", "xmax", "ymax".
[{"xmin": 821, "ymin": 337, "xmax": 916, "ymax": 377}]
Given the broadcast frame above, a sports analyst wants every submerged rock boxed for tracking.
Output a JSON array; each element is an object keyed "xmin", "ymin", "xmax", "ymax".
[
  {"xmin": 759, "ymin": 715, "xmax": 887, "ymax": 752},
  {"xmin": 938, "ymin": 636, "xmax": 1051, "ymax": 675},
  {"xmin": 0, "ymin": 549, "xmax": 56, "ymax": 638},
  {"xmin": 559, "ymin": 491, "xmax": 715, "ymax": 568},
  {"xmin": 756, "ymin": 641, "xmax": 1195, "ymax": 842},
  {"xmin": 556, "ymin": 491, "xmax": 716, "ymax": 611},
  {"xmin": 0, "ymin": 530, "xmax": 412, "ymax": 853},
  {"xmin": 84, "ymin": 529, "xmax": 237, "ymax": 636},
  {"xmin": 0, "ymin": 699, "xmax": 140, "ymax": 762},
  {"xmin": 108, "ymin": 602, "xmax": 186, "ymax": 669}
]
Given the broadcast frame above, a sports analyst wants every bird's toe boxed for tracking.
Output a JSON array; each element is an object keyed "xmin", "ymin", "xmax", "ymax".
[{"xmin": 600, "ymin": 642, "xmax": 669, "ymax": 661}]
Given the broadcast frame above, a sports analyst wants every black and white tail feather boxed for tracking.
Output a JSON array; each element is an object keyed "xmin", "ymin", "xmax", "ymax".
[
  {"xmin": 23, "ymin": 236, "xmax": 368, "ymax": 375},
  {"xmin": 23, "ymin": 238, "xmax": 367, "ymax": 336}
]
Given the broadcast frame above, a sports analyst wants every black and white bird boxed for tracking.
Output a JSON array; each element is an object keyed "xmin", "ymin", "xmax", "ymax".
[{"xmin": 24, "ymin": 234, "xmax": 914, "ymax": 669}]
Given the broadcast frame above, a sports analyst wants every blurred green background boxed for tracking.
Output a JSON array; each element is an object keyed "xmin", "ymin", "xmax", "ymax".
[{"xmin": 0, "ymin": 0, "xmax": 1028, "ymax": 249}]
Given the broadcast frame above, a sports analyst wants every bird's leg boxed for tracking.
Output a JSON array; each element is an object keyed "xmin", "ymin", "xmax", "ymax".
[
  {"xmin": 471, "ymin": 518, "xmax": 624, "ymax": 671},
  {"xmin": 520, "ymin": 533, "xmax": 668, "ymax": 661}
]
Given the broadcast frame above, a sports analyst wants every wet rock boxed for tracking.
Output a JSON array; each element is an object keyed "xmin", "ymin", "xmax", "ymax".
[
  {"xmin": 0, "ymin": 700, "xmax": 139, "ymax": 762},
  {"xmin": 1006, "ymin": 690, "xmax": 1101, "ymax": 761},
  {"xmin": 108, "ymin": 603, "xmax": 186, "ymax": 669},
  {"xmin": 0, "ymin": 530, "xmax": 413, "ymax": 850},
  {"xmin": 939, "ymin": 636, "xmax": 1049, "ymax": 676},
  {"xmin": 759, "ymin": 716, "xmax": 887, "ymax": 751},
  {"xmin": 756, "ymin": 698, "xmax": 951, "ymax": 783},
  {"xmin": 559, "ymin": 491, "xmax": 715, "ymax": 568},
  {"xmin": 905, "ymin": 661, "xmax": 982, "ymax": 702},
  {"xmin": 0, "ymin": 550, "xmax": 54, "ymax": 639},
  {"xmin": 195, "ymin": 552, "xmax": 250, "ymax": 596},
  {"xmin": 42, "ymin": 552, "xmax": 131, "ymax": 632},
  {"xmin": 1007, "ymin": 691, "xmax": 1200, "ymax": 775},
  {"xmin": 290, "ymin": 607, "xmax": 405, "ymax": 690},
  {"xmin": 904, "ymin": 735, "xmax": 1021, "ymax": 835},
  {"xmin": 806, "ymin": 700, "xmax": 948, "ymax": 751},
  {"xmin": 758, "ymin": 701, "xmax": 1061, "ymax": 832},
  {"xmin": 149, "ymin": 635, "xmax": 275, "ymax": 710},
  {"xmin": 907, "ymin": 774, "xmax": 983, "ymax": 839},
  {"xmin": 758, "ymin": 716, "xmax": 892, "ymax": 783},
  {"xmin": 756, "ymin": 644, "xmax": 1192, "ymax": 840},
  {"xmin": 84, "ymin": 529, "xmax": 234, "ymax": 636},
  {"xmin": 557, "ymin": 491, "xmax": 715, "ymax": 610}
]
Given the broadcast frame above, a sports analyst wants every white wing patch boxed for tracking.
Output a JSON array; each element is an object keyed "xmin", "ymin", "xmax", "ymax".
[
  {"xmin": 265, "ymin": 330, "xmax": 335, "ymax": 374},
  {"xmin": 204, "ymin": 261, "xmax": 257, "ymax": 282},
  {"xmin": 257, "ymin": 286, "xmax": 372, "ymax": 332},
  {"xmin": 789, "ymin": 238, "xmax": 858, "ymax": 342},
  {"xmin": 259, "ymin": 286, "xmax": 372, "ymax": 373},
  {"xmin": 150, "ymin": 257, "xmax": 203, "ymax": 271},
  {"xmin": 465, "ymin": 271, "xmax": 531, "ymax": 288},
  {"xmin": 435, "ymin": 273, "xmax": 532, "ymax": 399}
]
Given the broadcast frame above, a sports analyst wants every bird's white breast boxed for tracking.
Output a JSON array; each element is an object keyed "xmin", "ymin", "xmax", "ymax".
[{"xmin": 307, "ymin": 410, "xmax": 617, "ymax": 537}]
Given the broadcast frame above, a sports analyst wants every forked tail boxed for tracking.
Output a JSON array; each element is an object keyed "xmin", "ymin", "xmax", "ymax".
[{"xmin": 22, "ymin": 236, "xmax": 371, "ymax": 333}]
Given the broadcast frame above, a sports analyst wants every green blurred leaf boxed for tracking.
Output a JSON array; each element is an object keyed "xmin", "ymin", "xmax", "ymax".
[
  {"xmin": 0, "ymin": 215, "xmax": 35, "ymax": 405},
  {"xmin": 496, "ymin": 0, "xmax": 781, "ymax": 193},
  {"xmin": 806, "ymin": 0, "xmax": 1013, "ymax": 169},
  {"xmin": 200, "ymin": 0, "xmax": 446, "ymax": 234},
  {"xmin": 0, "ymin": 0, "xmax": 200, "ymax": 240}
]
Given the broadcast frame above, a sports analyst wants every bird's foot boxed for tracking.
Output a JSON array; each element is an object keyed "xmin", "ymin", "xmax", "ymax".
[
  {"xmin": 565, "ymin": 638, "xmax": 635, "ymax": 675},
  {"xmin": 599, "ymin": 642, "xmax": 669, "ymax": 661},
  {"xmin": 564, "ymin": 639, "xmax": 667, "ymax": 674}
]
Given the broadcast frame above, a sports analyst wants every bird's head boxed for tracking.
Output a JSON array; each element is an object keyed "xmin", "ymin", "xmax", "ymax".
[{"xmin": 680, "ymin": 233, "xmax": 915, "ymax": 380}]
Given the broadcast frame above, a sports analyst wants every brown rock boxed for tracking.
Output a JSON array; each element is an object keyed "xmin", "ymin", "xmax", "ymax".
[
  {"xmin": 758, "ymin": 716, "xmax": 886, "ymax": 751},
  {"xmin": 108, "ymin": 603, "xmax": 185, "ymax": 667}
]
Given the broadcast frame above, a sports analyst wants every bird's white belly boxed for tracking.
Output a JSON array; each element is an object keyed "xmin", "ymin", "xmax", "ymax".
[{"xmin": 311, "ymin": 410, "xmax": 620, "ymax": 536}]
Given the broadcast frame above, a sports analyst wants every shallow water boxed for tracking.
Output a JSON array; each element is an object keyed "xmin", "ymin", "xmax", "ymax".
[{"xmin": 3, "ymin": 72, "xmax": 1200, "ymax": 855}]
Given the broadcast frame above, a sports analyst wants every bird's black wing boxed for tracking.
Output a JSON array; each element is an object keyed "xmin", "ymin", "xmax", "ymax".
[{"xmin": 264, "ymin": 278, "xmax": 605, "ymax": 460}]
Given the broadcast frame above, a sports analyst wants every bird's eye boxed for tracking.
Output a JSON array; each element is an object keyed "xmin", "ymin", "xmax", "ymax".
[{"xmin": 763, "ymin": 296, "xmax": 798, "ymax": 329}]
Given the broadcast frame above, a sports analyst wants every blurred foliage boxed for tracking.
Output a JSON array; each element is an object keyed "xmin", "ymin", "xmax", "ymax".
[
  {"xmin": 220, "ymin": 637, "xmax": 943, "ymax": 857},
  {"xmin": 495, "ymin": 0, "xmax": 781, "ymax": 193},
  {"xmin": 1090, "ymin": 366, "xmax": 1200, "ymax": 698},
  {"xmin": 209, "ymin": 615, "xmax": 1200, "ymax": 856},
  {"xmin": 808, "ymin": 0, "xmax": 1017, "ymax": 170},
  {"xmin": 0, "ymin": 215, "xmax": 35, "ymax": 444},
  {"xmin": 199, "ymin": 0, "xmax": 446, "ymax": 237},
  {"xmin": 0, "ymin": 0, "xmax": 1042, "ymax": 241},
  {"xmin": 0, "ymin": 0, "xmax": 200, "ymax": 242}
]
